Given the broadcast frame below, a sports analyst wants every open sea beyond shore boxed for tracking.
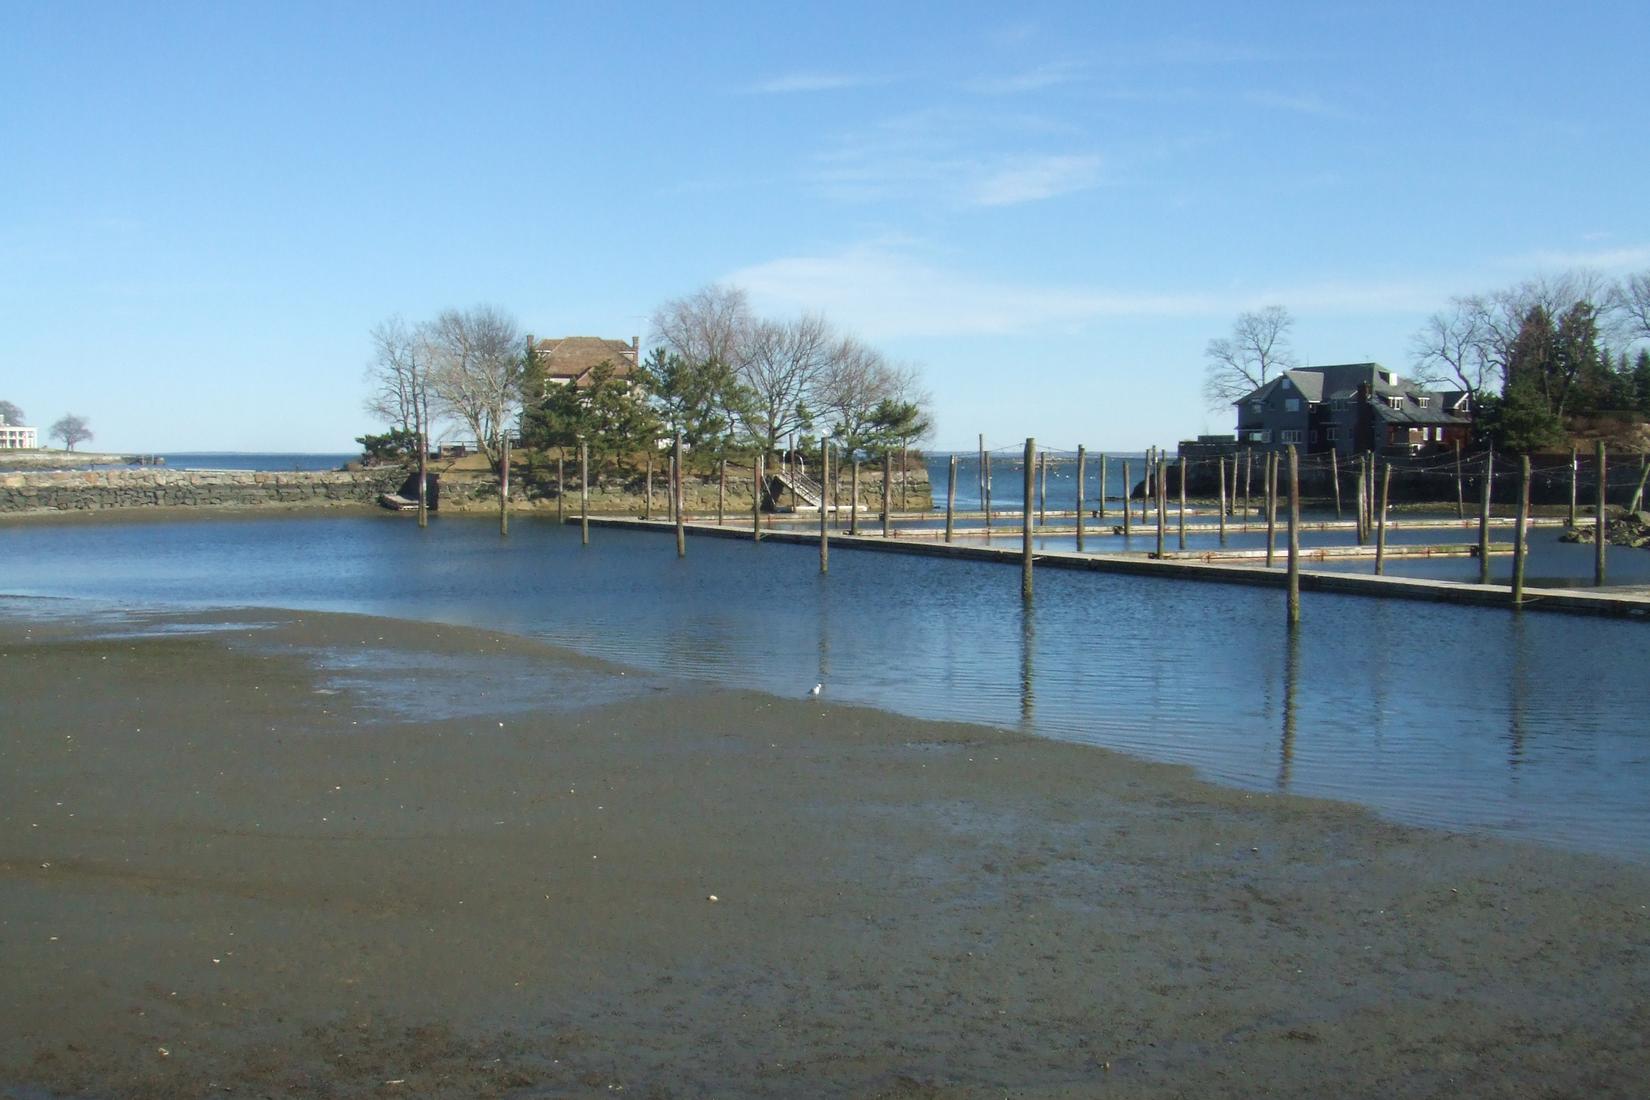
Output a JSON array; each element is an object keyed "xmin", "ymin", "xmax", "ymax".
[{"xmin": 2, "ymin": 503, "xmax": 1647, "ymax": 862}]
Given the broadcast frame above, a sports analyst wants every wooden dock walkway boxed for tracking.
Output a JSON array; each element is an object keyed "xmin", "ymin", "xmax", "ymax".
[{"xmin": 573, "ymin": 515, "xmax": 1650, "ymax": 620}]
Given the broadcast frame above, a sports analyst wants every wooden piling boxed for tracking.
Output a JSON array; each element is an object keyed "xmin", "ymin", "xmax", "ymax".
[
  {"xmin": 1477, "ymin": 451, "xmax": 1493, "ymax": 584},
  {"xmin": 1375, "ymin": 460, "xmax": 1391, "ymax": 575},
  {"xmin": 984, "ymin": 452, "xmax": 993, "ymax": 530},
  {"xmin": 1155, "ymin": 458, "xmax": 1167, "ymax": 559},
  {"xmin": 882, "ymin": 452, "xmax": 893, "ymax": 538},
  {"xmin": 579, "ymin": 440, "xmax": 589, "ymax": 546},
  {"xmin": 1122, "ymin": 461, "xmax": 1132, "ymax": 537},
  {"xmin": 1244, "ymin": 449, "xmax": 1253, "ymax": 527},
  {"xmin": 1217, "ymin": 456, "xmax": 1227, "ymax": 542},
  {"xmin": 1097, "ymin": 453, "xmax": 1107, "ymax": 518},
  {"xmin": 1596, "ymin": 440, "xmax": 1607, "ymax": 586},
  {"xmin": 820, "ymin": 439, "xmax": 830, "ymax": 573},
  {"xmin": 1074, "ymin": 446, "xmax": 1086, "ymax": 552},
  {"xmin": 1287, "ymin": 445, "xmax": 1300, "ymax": 624},
  {"xmin": 1022, "ymin": 437, "xmax": 1035, "ymax": 599},
  {"xmin": 1177, "ymin": 456, "xmax": 1187, "ymax": 550},
  {"xmin": 753, "ymin": 453, "xmax": 763, "ymax": 542},
  {"xmin": 556, "ymin": 454, "xmax": 565, "ymax": 523},
  {"xmin": 499, "ymin": 433, "xmax": 510, "ymax": 536},
  {"xmin": 674, "ymin": 436, "xmax": 686, "ymax": 558},
  {"xmin": 1331, "ymin": 449, "xmax": 1341, "ymax": 520},
  {"xmin": 1265, "ymin": 451, "xmax": 1277, "ymax": 567},
  {"xmin": 1355, "ymin": 463, "xmax": 1367, "ymax": 545},
  {"xmin": 1629, "ymin": 455, "xmax": 1650, "ymax": 514},
  {"xmin": 718, "ymin": 457, "xmax": 726, "ymax": 526},
  {"xmin": 1454, "ymin": 441, "xmax": 1465, "ymax": 520},
  {"xmin": 850, "ymin": 460, "xmax": 860, "ymax": 536},
  {"xmin": 645, "ymin": 452, "xmax": 654, "ymax": 520},
  {"xmin": 1569, "ymin": 445, "xmax": 1578, "ymax": 527},
  {"xmin": 944, "ymin": 453, "xmax": 957, "ymax": 544},
  {"xmin": 1512, "ymin": 454, "xmax": 1530, "ymax": 604},
  {"xmin": 1038, "ymin": 450, "xmax": 1048, "ymax": 525},
  {"xmin": 978, "ymin": 433, "xmax": 986, "ymax": 517}
]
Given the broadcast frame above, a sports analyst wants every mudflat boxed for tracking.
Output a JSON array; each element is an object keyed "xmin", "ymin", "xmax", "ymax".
[{"xmin": 1, "ymin": 606, "xmax": 1646, "ymax": 1098}]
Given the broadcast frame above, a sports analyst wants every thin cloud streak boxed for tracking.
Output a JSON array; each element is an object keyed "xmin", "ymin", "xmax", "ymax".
[
  {"xmin": 745, "ymin": 72, "xmax": 886, "ymax": 94},
  {"xmin": 729, "ymin": 244, "xmax": 1439, "ymax": 341}
]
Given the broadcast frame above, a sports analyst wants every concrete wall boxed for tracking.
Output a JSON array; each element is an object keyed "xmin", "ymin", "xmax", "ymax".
[{"xmin": 0, "ymin": 468, "xmax": 405, "ymax": 516}]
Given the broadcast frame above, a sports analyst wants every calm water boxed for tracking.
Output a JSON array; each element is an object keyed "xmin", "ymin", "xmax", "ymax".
[
  {"xmin": 2, "ymin": 512, "xmax": 1647, "ymax": 861},
  {"xmin": 151, "ymin": 452, "xmax": 357, "ymax": 471}
]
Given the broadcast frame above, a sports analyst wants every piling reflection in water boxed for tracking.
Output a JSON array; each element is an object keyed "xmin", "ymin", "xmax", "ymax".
[
  {"xmin": 1019, "ymin": 594, "xmax": 1035, "ymax": 728},
  {"xmin": 1279, "ymin": 627, "xmax": 1300, "ymax": 792}
]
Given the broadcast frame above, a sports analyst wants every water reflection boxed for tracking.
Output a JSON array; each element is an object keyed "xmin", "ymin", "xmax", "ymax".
[
  {"xmin": 1019, "ymin": 594, "xmax": 1035, "ymax": 728},
  {"xmin": 1279, "ymin": 626, "xmax": 1300, "ymax": 791}
]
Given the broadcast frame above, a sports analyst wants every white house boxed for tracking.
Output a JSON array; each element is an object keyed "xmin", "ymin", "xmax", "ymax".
[{"xmin": 0, "ymin": 414, "xmax": 37, "ymax": 450}]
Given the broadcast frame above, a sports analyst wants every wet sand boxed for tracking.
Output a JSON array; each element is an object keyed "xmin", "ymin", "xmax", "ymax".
[{"xmin": 1, "ymin": 606, "xmax": 1647, "ymax": 1098}]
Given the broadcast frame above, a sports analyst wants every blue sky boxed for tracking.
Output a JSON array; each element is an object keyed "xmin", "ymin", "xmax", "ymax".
[{"xmin": 3, "ymin": 1, "xmax": 1647, "ymax": 453}]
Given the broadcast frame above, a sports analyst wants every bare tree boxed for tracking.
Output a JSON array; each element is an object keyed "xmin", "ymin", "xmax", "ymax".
[
  {"xmin": 50, "ymin": 414, "xmax": 93, "ymax": 451},
  {"xmin": 1203, "ymin": 306, "xmax": 1297, "ymax": 408},
  {"xmin": 1409, "ymin": 297, "xmax": 1497, "ymax": 406},
  {"xmin": 0, "ymin": 400, "xmax": 23, "ymax": 426},
  {"xmin": 650, "ymin": 283, "xmax": 754, "ymax": 374},
  {"xmin": 364, "ymin": 315, "xmax": 434, "ymax": 526},
  {"xmin": 1611, "ymin": 270, "xmax": 1650, "ymax": 344},
  {"xmin": 740, "ymin": 313, "xmax": 835, "ymax": 454},
  {"xmin": 425, "ymin": 305, "xmax": 525, "ymax": 470},
  {"xmin": 816, "ymin": 335, "xmax": 897, "ymax": 453}
]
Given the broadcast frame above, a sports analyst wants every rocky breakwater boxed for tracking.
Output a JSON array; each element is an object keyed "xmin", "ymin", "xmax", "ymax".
[
  {"xmin": 1560, "ymin": 509, "xmax": 1650, "ymax": 550},
  {"xmin": 0, "ymin": 468, "xmax": 404, "ymax": 516}
]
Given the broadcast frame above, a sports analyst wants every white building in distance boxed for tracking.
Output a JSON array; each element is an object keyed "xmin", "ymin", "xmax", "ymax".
[{"xmin": 0, "ymin": 414, "xmax": 39, "ymax": 450}]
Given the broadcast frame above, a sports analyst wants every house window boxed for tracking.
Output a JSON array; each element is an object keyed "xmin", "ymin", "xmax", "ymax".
[
  {"xmin": 1416, "ymin": 395, "xmax": 1429, "ymax": 408},
  {"xmin": 1326, "ymin": 427, "xmax": 1341, "ymax": 441},
  {"xmin": 1279, "ymin": 430, "xmax": 1304, "ymax": 444},
  {"xmin": 1386, "ymin": 396, "xmax": 1404, "ymax": 409},
  {"xmin": 1284, "ymin": 398, "xmax": 1300, "ymax": 412},
  {"xmin": 1243, "ymin": 429, "xmax": 1270, "ymax": 443},
  {"xmin": 1249, "ymin": 401, "xmax": 1262, "ymax": 415}
]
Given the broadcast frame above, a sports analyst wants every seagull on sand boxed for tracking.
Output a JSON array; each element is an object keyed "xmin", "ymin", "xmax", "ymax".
[{"xmin": 809, "ymin": 683, "xmax": 823, "ymax": 697}]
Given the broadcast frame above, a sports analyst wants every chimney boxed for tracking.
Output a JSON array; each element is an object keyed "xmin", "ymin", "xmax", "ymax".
[{"xmin": 631, "ymin": 335, "xmax": 640, "ymax": 364}]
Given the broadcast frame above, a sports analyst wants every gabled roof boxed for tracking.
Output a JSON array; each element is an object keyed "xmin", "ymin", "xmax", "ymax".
[
  {"xmin": 1235, "ymin": 362, "xmax": 1464, "ymax": 415},
  {"xmin": 532, "ymin": 336, "xmax": 638, "ymax": 387}
]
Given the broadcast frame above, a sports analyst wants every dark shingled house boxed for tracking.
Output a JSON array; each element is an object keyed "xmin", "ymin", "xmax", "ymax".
[{"xmin": 1233, "ymin": 363, "xmax": 1471, "ymax": 457}]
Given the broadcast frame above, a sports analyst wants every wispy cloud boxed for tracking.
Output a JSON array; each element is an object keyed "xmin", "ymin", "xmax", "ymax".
[
  {"xmin": 1505, "ymin": 243, "xmax": 1650, "ymax": 273},
  {"xmin": 745, "ymin": 72, "xmax": 886, "ymax": 94},
  {"xmin": 969, "ymin": 61, "xmax": 1086, "ymax": 95},
  {"xmin": 809, "ymin": 110, "xmax": 1100, "ymax": 208},
  {"xmin": 1244, "ymin": 90, "xmax": 1352, "ymax": 119},
  {"xmin": 965, "ymin": 154, "xmax": 1102, "ymax": 206},
  {"xmin": 729, "ymin": 242, "xmax": 1435, "ymax": 341}
]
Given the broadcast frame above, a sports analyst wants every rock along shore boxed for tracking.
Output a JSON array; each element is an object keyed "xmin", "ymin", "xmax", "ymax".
[{"xmin": 0, "ymin": 468, "xmax": 404, "ymax": 515}]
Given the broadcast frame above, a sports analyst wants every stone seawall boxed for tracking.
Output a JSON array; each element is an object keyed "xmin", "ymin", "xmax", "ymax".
[{"xmin": 0, "ymin": 469, "xmax": 405, "ymax": 516}]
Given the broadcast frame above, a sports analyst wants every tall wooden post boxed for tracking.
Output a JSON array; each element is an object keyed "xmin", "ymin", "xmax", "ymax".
[
  {"xmin": 1375, "ymin": 460, "xmax": 1391, "ymax": 575},
  {"xmin": 1265, "ymin": 451, "xmax": 1277, "ymax": 567},
  {"xmin": 1021, "ymin": 438, "xmax": 1035, "ymax": 599},
  {"xmin": 667, "ymin": 452, "xmax": 676, "ymax": 524},
  {"xmin": 1177, "ymin": 456, "xmax": 1187, "ymax": 550},
  {"xmin": 1330, "ymin": 449, "xmax": 1342, "ymax": 520},
  {"xmin": 579, "ymin": 440, "xmax": 589, "ymax": 546},
  {"xmin": 753, "ymin": 453, "xmax": 763, "ymax": 542},
  {"xmin": 820, "ymin": 440, "xmax": 830, "ymax": 573},
  {"xmin": 1454, "ymin": 441, "xmax": 1465, "ymax": 520},
  {"xmin": 1154, "ymin": 458, "xmax": 1166, "ymax": 559},
  {"xmin": 850, "ymin": 460, "xmax": 860, "ymax": 535},
  {"xmin": 1217, "ymin": 456, "xmax": 1227, "ymax": 542},
  {"xmin": 944, "ymin": 453, "xmax": 957, "ymax": 544},
  {"xmin": 1097, "ymin": 453, "xmax": 1107, "ymax": 518},
  {"xmin": 556, "ymin": 454, "xmax": 565, "ymax": 523},
  {"xmin": 1038, "ymin": 451, "xmax": 1048, "ymax": 526},
  {"xmin": 976, "ymin": 451, "xmax": 990, "ymax": 527},
  {"xmin": 645, "ymin": 452, "xmax": 654, "ymax": 520},
  {"xmin": 1140, "ymin": 458, "xmax": 1149, "ymax": 525},
  {"xmin": 416, "ymin": 429, "xmax": 429, "ymax": 529},
  {"xmin": 1287, "ymin": 446, "xmax": 1300, "ymax": 624},
  {"xmin": 1122, "ymin": 461, "xmax": 1132, "ymax": 537},
  {"xmin": 1477, "ymin": 450, "xmax": 1493, "ymax": 584},
  {"xmin": 1074, "ymin": 445, "xmax": 1086, "ymax": 552},
  {"xmin": 673, "ymin": 435, "xmax": 686, "ymax": 558},
  {"xmin": 1512, "ymin": 454, "xmax": 1530, "ymax": 604},
  {"xmin": 718, "ymin": 456, "xmax": 726, "ymax": 526},
  {"xmin": 499, "ymin": 432, "xmax": 510, "ymax": 536},
  {"xmin": 882, "ymin": 452, "xmax": 893, "ymax": 537},
  {"xmin": 1630, "ymin": 454, "xmax": 1650, "ymax": 514},
  {"xmin": 1596, "ymin": 440, "xmax": 1608, "ymax": 586},
  {"xmin": 1568, "ymin": 445, "xmax": 1578, "ymax": 528},
  {"xmin": 1244, "ymin": 449, "xmax": 1253, "ymax": 527}
]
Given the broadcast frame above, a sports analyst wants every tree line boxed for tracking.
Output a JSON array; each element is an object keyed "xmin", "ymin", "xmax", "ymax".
[
  {"xmin": 1202, "ymin": 268, "xmax": 1650, "ymax": 453},
  {"xmin": 363, "ymin": 285, "xmax": 933, "ymax": 482}
]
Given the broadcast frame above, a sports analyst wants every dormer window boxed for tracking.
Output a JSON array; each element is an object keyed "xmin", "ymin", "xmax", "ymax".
[
  {"xmin": 1416, "ymin": 395, "xmax": 1429, "ymax": 408},
  {"xmin": 1386, "ymin": 396, "xmax": 1404, "ymax": 409}
]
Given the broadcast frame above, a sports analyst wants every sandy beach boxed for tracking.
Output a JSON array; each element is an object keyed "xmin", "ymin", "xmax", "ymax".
[{"xmin": 2, "ymin": 605, "xmax": 1647, "ymax": 1098}]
